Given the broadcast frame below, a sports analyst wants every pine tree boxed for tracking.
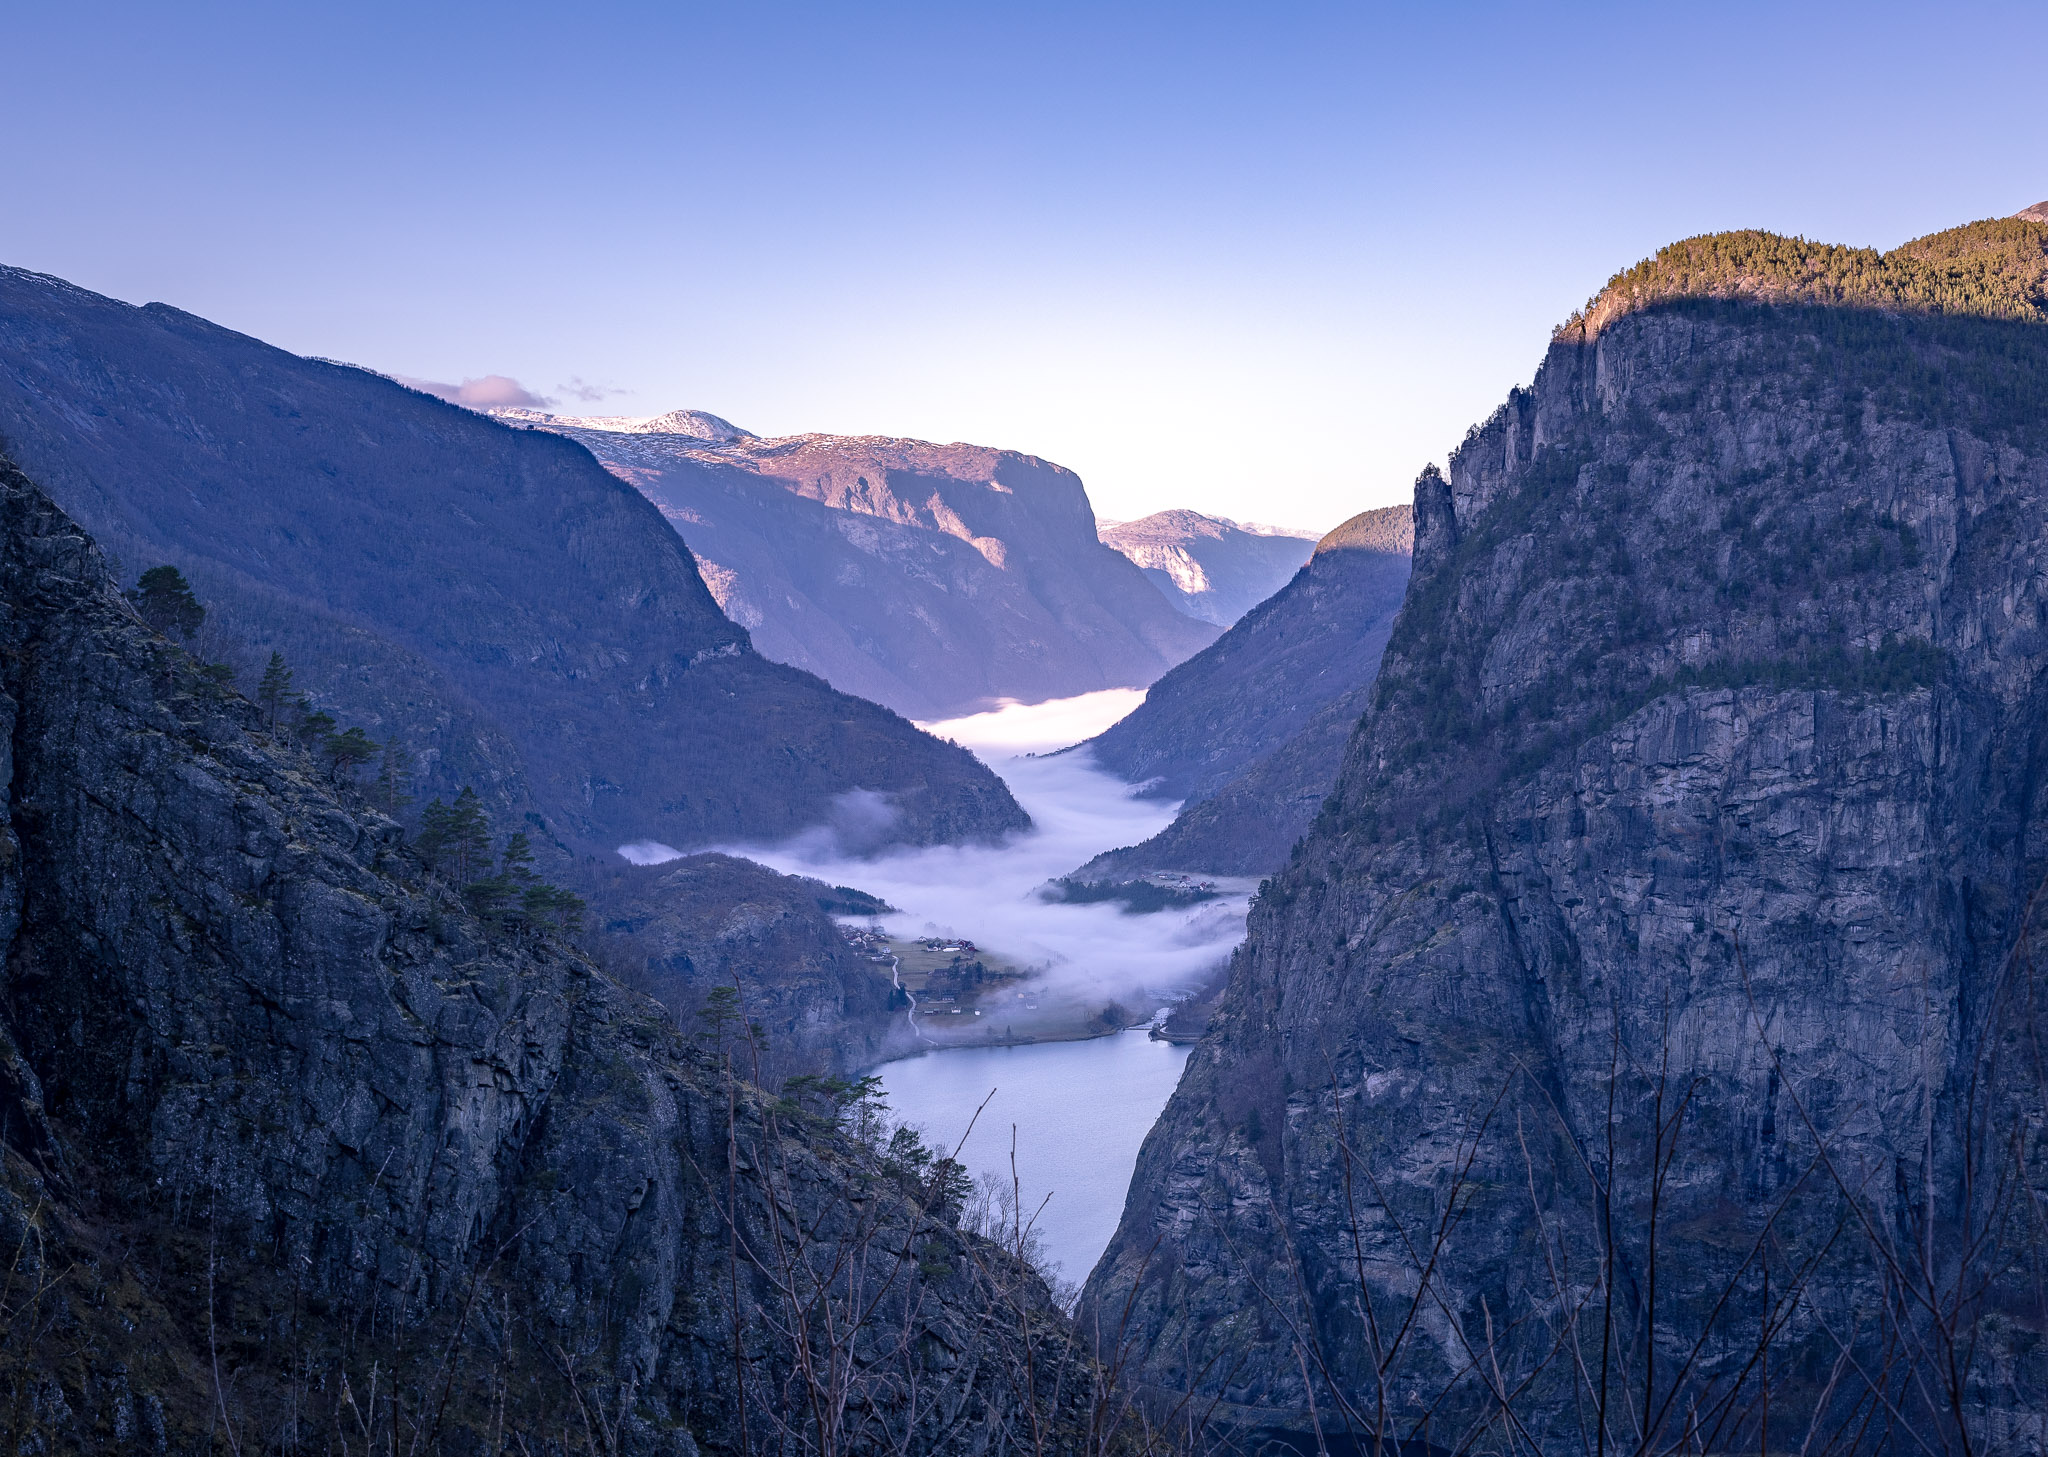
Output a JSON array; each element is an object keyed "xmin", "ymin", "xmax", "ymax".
[
  {"xmin": 374, "ymin": 739, "xmax": 413, "ymax": 814},
  {"xmin": 500, "ymin": 831, "xmax": 536, "ymax": 884},
  {"xmin": 324, "ymin": 726, "xmax": 377, "ymax": 778},
  {"xmin": 415, "ymin": 787, "xmax": 490, "ymax": 884},
  {"xmin": 129, "ymin": 565, "xmax": 205, "ymax": 640},
  {"xmin": 256, "ymin": 652, "xmax": 294, "ymax": 729},
  {"xmin": 444, "ymin": 788, "xmax": 490, "ymax": 884},
  {"xmin": 296, "ymin": 700, "xmax": 338, "ymax": 744}
]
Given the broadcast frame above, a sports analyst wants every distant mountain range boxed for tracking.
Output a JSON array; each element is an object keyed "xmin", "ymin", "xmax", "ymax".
[
  {"xmin": 1079, "ymin": 504, "xmax": 1413, "ymax": 876},
  {"xmin": 1096, "ymin": 509, "xmax": 1318, "ymax": 626},
  {"xmin": 498, "ymin": 408, "xmax": 1221, "ymax": 721},
  {"xmin": 0, "ymin": 267, "xmax": 1026, "ymax": 858}
]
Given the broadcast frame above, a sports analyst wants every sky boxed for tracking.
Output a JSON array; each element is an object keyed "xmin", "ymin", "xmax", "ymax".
[{"xmin": 5, "ymin": 2, "xmax": 2044, "ymax": 531}]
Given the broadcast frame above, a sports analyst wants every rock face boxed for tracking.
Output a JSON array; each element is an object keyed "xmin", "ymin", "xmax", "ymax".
[
  {"xmin": 1079, "ymin": 505, "xmax": 1411, "ymax": 876},
  {"xmin": 0, "ymin": 455, "xmax": 1086, "ymax": 1453},
  {"xmin": 2019, "ymin": 201, "xmax": 2048, "ymax": 224},
  {"xmin": 502, "ymin": 409, "xmax": 1221, "ymax": 721},
  {"xmin": 590, "ymin": 852, "xmax": 915, "ymax": 1078},
  {"xmin": 0, "ymin": 267, "xmax": 1027, "ymax": 855},
  {"xmin": 1097, "ymin": 509, "xmax": 1318, "ymax": 627},
  {"xmin": 1084, "ymin": 221, "xmax": 2048, "ymax": 1450}
]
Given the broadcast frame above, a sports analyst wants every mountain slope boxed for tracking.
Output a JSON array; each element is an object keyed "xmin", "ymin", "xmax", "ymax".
[
  {"xmin": 1082, "ymin": 219, "xmax": 2048, "ymax": 1447},
  {"xmin": 1076, "ymin": 505, "xmax": 1411, "ymax": 876},
  {"xmin": 502, "ymin": 409, "xmax": 1221, "ymax": 720},
  {"xmin": 0, "ymin": 266, "xmax": 1025, "ymax": 854},
  {"xmin": 0, "ymin": 453, "xmax": 1086, "ymax": 1453},
  {"xmin": 1097, "ymin": 509, "xmax": 1317, "ymax": 626}
]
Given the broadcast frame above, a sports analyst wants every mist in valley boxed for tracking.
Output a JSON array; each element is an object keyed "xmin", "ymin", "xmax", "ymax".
[{"xmin": 624, "ymin": 688, "xmax": 1250, "ymax": 1018}]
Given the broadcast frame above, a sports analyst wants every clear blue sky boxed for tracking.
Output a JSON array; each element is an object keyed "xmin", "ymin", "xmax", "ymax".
[{"xmin": 6, "ymin": 1, "xmax": 2043, "ymax": 530}]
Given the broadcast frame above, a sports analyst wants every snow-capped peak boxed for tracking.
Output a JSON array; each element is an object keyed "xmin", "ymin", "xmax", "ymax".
[{"xmin": 490, "ymin": 406, "xmax": 755, "ymax": 443}]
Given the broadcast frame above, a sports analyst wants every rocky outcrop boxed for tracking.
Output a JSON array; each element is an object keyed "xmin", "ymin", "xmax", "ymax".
[
  {"xmin": 0, "ymin": 456, "xmax": 1086, "ymax": 1453},
  {"xmin": 1078, "ymin": 505, "xmax": 1411, "ymax": 876},
  {"xmin": 1084, "ymin": 222, "xmax": 2048, "ymax": 1451},
  {"xmin": 589, "ymin": 852, "xmax": 915, "ymax": 1078},
  {"xmin": 0, "ymin": 267, "xmax": 1027, "ymax": 856},
  {"xmin": 1098, "ymin": 510, "xmax": 1317, "ymax": 627},
  {"xmin": 503, "ymin": 409, "xmax": 1221, "ymax": 720}
]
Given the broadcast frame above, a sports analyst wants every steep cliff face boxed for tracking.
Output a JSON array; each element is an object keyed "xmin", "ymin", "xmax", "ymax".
[
  {"xmin": 503, "ymin": 409, "xmax": 1220, "ymax": 720},
  {"xmin": 1097, "ymin": 509, "xmax": 1317, "ymax": 627},
  {"xmin": 0, "ymin": 267, "xmax": 1027, "ymax": 854},
  {"xmin": 1085, "ymin": 224, "xmax": 2048, "ymax": 1450},
  {"xmin": 1079, "ymin": 505, "xmax": 1411, "ymax": 877},
  {"xmin": 0, "ymin": 457, "xmax": 1083, "ymax": 1453}
]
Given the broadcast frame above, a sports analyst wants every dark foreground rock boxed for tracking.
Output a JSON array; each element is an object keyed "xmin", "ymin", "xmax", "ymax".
[
  {"xmin": 0, "ymin": 456, "xmax": 1088, "ymax": 1454},
  {"xmin": 1084, "ymin": 221, "xmax": 2048, "ymax": 1453}
]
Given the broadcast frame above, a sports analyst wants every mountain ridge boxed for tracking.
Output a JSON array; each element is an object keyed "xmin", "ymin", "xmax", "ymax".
[
  {"xmin": 1097, "ymin": 508, "xmax": 1319, "ymax": 626},
  {"xmin": 503, "ymin": 407, "xmax": 1220, "ymax": 719},
  {"xmin": 1077, "ymin": 503, "xmax": 1412, "ymax": 876},
  {"xmin": 0, "ymin": 265, "xmax": 1027, "ymax": 857}
]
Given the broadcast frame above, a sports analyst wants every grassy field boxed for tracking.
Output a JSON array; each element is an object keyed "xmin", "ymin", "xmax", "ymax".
[{"xmin": 884, "ymin": 936, "xmax": 1144, "ymax": 1048}]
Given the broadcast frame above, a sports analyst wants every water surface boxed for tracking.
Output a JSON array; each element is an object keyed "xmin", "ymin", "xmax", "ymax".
[{"xmin": 880, "ymin": 1028, "xmax": 1191, "ymax": 1286}]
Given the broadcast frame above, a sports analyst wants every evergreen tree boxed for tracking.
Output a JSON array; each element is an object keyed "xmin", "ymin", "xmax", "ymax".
[
  {"xmin": 521, "ymin": 883, "xmax": 586, "ymax": 933},
  {"xmin": 296, "ymin": 701, "xmax": 338, "ymax": 744},
  {"xmin": 256, "ymin": 652, "xmax": 294, "ymax": 729},
  {"xmin": 415, "ymin": 787, "xmax": 490, "ymax": 884},
  {"xmin": 129, "ymin": 565, "xmax": 205, "ymax": 640},
  {"xmin": 324, "ymin": 726, "xmax": 377, "ymax": 778},
  {"xmin": 374, "ymin": 739, "xmax": 413, "ymax": 814},
  {"xmin": 500, "ymin": 831, "xmax": 536, "ymax": 884}
]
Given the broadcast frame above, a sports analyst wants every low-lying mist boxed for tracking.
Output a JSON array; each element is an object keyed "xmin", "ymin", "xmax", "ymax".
[{"xmin": 636, "ymin": 690, "xmax": 1250, "ymax": 1018}]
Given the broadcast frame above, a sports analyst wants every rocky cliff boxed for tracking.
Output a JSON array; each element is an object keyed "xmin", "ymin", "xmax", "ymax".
[
  {"xmin": 1083, "ymin": 219, "xmax": 2048, "ymax": 1452},
  {"xmin": 590, "ymin": 852, "xmax": 915, "ymax": 1078},
  {"xmin": 0, "ymin": 268, "xmax": 1027, "ymax": 855},
  {"xmin": 1079, "ymin": 505, "xmax": 1411, "ymax": 877},
  {"xmin": 0, "ymin": 454, "xmax": 1090, "ymax": 1454},
  {"xmin": 502, "ymin": 409, "xmax": 1221, "ymax": 721},
  {"xmin": 1097, "ymin": 509, "xmax": 1318, "ymax": 627}
]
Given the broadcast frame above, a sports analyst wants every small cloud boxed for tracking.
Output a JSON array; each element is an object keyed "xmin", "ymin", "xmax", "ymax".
[
  {"xmin": 558, "ymin": 376, "xmax": 630, "ymax": 404},
  {"xmin": 396, "ymin": 373, "xmax": 554, "ymax": 410},
  {"xmin": 618, "ymin": 840, "xmax": 685, "ymax": 865}
]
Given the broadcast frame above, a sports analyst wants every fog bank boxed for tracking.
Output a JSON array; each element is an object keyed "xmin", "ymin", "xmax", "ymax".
[{"xmin": 691, "ymin": 689, "xmax": 1249, "ymax": 1014}]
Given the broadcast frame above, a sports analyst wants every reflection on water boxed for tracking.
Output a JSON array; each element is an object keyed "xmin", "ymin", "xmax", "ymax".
[{"xmin": 880, "ymin": 1028, "xmax": 1191, "ymax": 1285}]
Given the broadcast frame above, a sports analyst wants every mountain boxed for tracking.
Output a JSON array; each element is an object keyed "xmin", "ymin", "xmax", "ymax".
[
  {"xmin": 1082, "ymin": 218, "xmax": 2048, "ymax": 1448},
  {"xmin": 0, "ymin": 266, "xmax": 1026, "ymax": 856},
  {"xmin": 498, "ymin": 408, "xmax": 1221, "ymax": 721},
  {"xmin": 1077, "ymin": 505, "xmax": 1412, "ymax": 876},
  {"xmin": 0, "ymin": 453, "xmax": 1091, "ymax": 1452},
  {"xmin": 1096, "ymin": 509, "xmax": 1318, "ymax": 626}
]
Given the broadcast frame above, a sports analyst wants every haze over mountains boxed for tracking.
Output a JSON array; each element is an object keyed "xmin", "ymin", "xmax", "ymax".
[
  {"xmin": 501, "ymin": 407, "xmax": 1221, "ymax": 720},
  {"xmin": 1096, "ymin": 509, "xmax": 1318, "ymax": 626}
]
